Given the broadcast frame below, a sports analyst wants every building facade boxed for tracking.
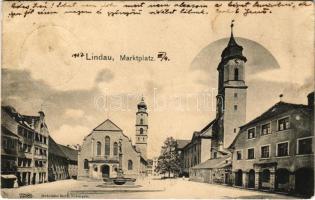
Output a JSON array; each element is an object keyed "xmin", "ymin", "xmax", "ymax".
[
  {"xmin": 229, "ymin": 92, "xmax": 314, "ymax": 197},
  {"xmin": 181, "ymin": 125, "xmax": 212, "ymax": 176},
  {"xmin": 58, "ymin": 144, "xmax": 78, "ymax": 179},
  {"xmin": 78, "ymin": 119, "xmax": 147, "ymax": 180},
  {"xmin": 48, "ymin": 136, "xmax": 69, "ymax": 181},
  {"xmin": 1, "ymin": 125, "xmax": 19, "ymax": 188},
  {"xmin": 190, "ymin": 155, "xmax": 232, "ymax": 184},
  {"xmin": 1, "ymin": 106, "xmax": 49, "ymax": 187}
]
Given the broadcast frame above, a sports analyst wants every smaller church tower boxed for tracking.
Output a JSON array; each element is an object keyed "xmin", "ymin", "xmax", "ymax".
[{"xmin": 135, "ymin": 97, "xmax": 148, "ymax": 159}]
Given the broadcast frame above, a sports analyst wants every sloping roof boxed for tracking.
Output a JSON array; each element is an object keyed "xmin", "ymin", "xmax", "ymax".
[
  {"xmin": 2, "ymin": 106, "xmax": 47, "ymax": 130},
  {"xmin": 176, "ymin": 140, "xmax": 190, "ymax": 149},
  {"xmin": 21, "ymin": 115, "xmax": 40, "ymax": 126},
  {"xmin": 192, "ymin": 155, "xmax": 230, "ymax": 169},
  {"xmin": 229, "ymin": 101, "xmax": 310, "ymax": 149},
  {"xmin": 58, "ymin": 144, "xmax": 78, "ymax": 161},
  {"xmin": 2, "ymin": 106, "xmax": 33, "ymax": 129},
  {"xmin": 240, "ymin": 101, "xmax": 309, "ymax": 130},
  {"xmin": 199, "ymin": 119, "xmax": 216, "ymax": 135},
  {"xmin": 49, "ymin": 136, "xmax": 67, "ymax": 158},
  {"xmin": 1, "ymin": 126, "xmax": 19, "ymax": 138},
  {"xmin": 189, "ymin": 119, "xmax": 216, "ymax": 142},
  {"xmin": 93, "ymin": 119, "xmax": 122, "ymax": 131}
]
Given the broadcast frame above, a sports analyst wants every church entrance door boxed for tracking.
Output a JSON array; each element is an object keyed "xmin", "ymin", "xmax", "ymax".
[{"xmin": 101, "ymin": 165, "xmax": 110, "ymax": 178}]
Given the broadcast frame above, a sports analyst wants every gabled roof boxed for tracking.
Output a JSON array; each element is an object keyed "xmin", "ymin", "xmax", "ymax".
[
  {"xmin": 21, "ymin": 115, "xmax": 40, "ymax": 126},
  {"xmin": 176, "ymin": 140, "xmax": 190, "ymax": 149},
  {"xmin": 58, "ymin": 144, "xmax": 78, "ymax": 161},
  {"xmin": 2, "ymin": 106, "xmax": 33, "ymax": 129},
  {"xmin": 240, "ymin": 101, "xmax": 309, "ymax": 130},
  {"xmin": 200, "ymin": 119, "xmax": 216, "ymax": 134},
  {"xmin": 93, "ymin": 119, "xmax": 122, "ymax": 131},
  {"xmin": 2, "ymin": 106, "xmax": 47, "ymax": 130},
  {"xmin": 192, "ymin": 155, "xmax": 230, "ymax": 169},
  {"xmin": 229, "ymin": 101, "xmax": 310, "ymax": 149},
  {"xmin": 49, "ymin": 136, "xmax": 67, "ymax": 158},
  {"xmin": 191, "ymin": 119, "xmax": 216, "ymax": 141}
]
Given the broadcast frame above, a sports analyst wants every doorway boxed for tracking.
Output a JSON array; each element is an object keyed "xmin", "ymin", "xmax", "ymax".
[
  {"xmin": 101, "ymin": 165, "xmax": 110, "ymax": 178},
  {"xmin": 248, "ymin": 169, "xmax": 255, "ymax": 188}
]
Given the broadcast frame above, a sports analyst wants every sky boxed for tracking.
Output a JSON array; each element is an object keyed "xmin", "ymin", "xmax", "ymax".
[{"xmin": 2, "ymin": 2, "xmax": 314, "ymax": 158}]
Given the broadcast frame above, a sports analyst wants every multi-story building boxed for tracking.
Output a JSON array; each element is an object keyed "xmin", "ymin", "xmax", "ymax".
[
  {"xmin": 48, "ymin": 136, "xmax": 71, "ymax": 181},
  {"xmin": 175, "ymin": 139, "xmax": 190, "ymax": 177},
  {"xmin": 1, "ymin": 125, "xmax": 19, "ymax": 188},
  {"xmin": 58, "ymin": 144, "xmax": 78, "ymax": 179},
  {"xmin": 229, "ymin": 92, "xmax": 314, "ymax": 197},
  {"xmin": 181, "ymin": 122, "xmax": 213, "ymax": 175},
  {"xmin": 1, "ymin": 106, "xmax": 49, "ymax": 186}
]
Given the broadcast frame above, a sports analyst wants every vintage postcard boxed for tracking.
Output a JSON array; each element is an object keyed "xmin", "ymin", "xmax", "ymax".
[{"xmin": 1, "ymin": 0, "xmax": 314, "ymax": 199}]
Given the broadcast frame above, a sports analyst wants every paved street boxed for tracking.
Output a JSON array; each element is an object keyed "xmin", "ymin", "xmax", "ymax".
[{"xmin": 1, "ymin": 177, "xmax": 295, "ymax": 199}]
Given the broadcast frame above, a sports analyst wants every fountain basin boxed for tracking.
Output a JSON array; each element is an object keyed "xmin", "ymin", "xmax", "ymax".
[{"xmin": 103, "ymin": 177, "xmax": 136, "ymax": 185}]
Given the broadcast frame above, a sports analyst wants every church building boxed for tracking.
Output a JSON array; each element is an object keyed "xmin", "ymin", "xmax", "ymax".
[
  {"xmin": 186, "ymin": 22, "xmax": 248, "ymax": 184},
  {"xmin": 77, "ymin": 98, "xmax": 148, "ymax": 180}
]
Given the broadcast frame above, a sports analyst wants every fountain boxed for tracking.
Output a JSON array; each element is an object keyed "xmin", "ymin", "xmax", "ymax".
[{"xmin": 103, "ymin": 138, "xmax": 136, "ymax": 185}]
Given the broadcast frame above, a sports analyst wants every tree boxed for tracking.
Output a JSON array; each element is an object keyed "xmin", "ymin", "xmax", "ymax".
[{"xmin": 156, "ymin": 137, "xmax": 181, "ymax": 178}]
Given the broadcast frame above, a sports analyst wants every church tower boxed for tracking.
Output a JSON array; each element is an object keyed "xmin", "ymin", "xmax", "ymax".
[
  {"xmin": 135, "ymin": 97, "xmax": 148, "ymax": 159},
  {"xmin": 216, "ymin": 21, "xmax": 247, "ymax": 148}
]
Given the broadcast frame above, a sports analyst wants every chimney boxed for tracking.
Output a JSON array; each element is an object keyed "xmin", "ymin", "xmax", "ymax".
[
  {"xmin": 38, "ymin": 111, "xmax": 45, "ymax": 122},
  {"xmin": 307, "ymin": 91, "xmax": 314, "ymax": 109}
]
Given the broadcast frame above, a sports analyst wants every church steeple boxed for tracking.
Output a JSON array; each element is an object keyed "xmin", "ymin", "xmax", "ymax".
[
  {"xmin": 135, "ymin": 96, "xmax": 148, "ymax": 159},
  {"xmin": 220, "ymin": 20, "xmax": 247, "ymax": 63},
  {"xmin": 215, "ymin": 21, "xmax": 248, "ymax": 149}
]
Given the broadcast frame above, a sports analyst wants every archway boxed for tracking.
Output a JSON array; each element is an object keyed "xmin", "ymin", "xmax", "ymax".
[
  {"xmin": 101, "ymin": 165, "xmax": 110, "ymax": 178},
  {"xmin": 275, "ymin": 168, "xmax": 290, "ymax": 191},
  {"xmin": 235, "ymin": 170, "xmax": 243, "ymax": 186},
  {"xmin": 295, "ymin": 168, "xmax": 314, "ymax": 197},
  {"xmin": 248, "ymin": 169, "xmax": 255, "ymax": 188}
]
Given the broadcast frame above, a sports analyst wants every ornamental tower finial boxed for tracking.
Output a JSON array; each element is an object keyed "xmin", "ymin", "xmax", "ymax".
[{"xmin": 231, "ymin": 19, "xmax": 235, "ymax": 36}]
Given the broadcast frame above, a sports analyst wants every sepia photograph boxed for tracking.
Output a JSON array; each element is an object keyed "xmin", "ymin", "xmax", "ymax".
[{"xmin": 1, "ymin": 0, "xmax": 314, "ymax": 199}]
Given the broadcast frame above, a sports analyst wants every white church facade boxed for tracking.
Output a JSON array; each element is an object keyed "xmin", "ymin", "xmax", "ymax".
[{"xmin": 77, "ymin": 98, "xmax": 148, "ymax": 180}]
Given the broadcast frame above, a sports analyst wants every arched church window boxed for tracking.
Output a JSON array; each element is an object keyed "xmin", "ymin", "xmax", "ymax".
[
  {"xmin": 140, "ymin": 128, "xmax": 144, "ymax": 134},
  {"xmin": 234, "ymin": 68, "xmax": 239, "ymax": 80},
  {"xmin": 96, "ymin": 141, "xmax": 101, "ymax": 155},
  {"xmin": 84, "ymin": 159, "xmax": 89, "ymax": 170},
  {"xmin": 105, "ymin": 136, "xmax": 110, "ymax": 156},
  {"xmin": 128, "ymin": 160, "xmax": 133, "ymax": 170},
  {"xmin": 113, "ymin": 142, "xmax": 118, "ymax": 156},
  {"xmin": 140, "ymin": 119, "xmax": 144, "ymax": 125}
]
